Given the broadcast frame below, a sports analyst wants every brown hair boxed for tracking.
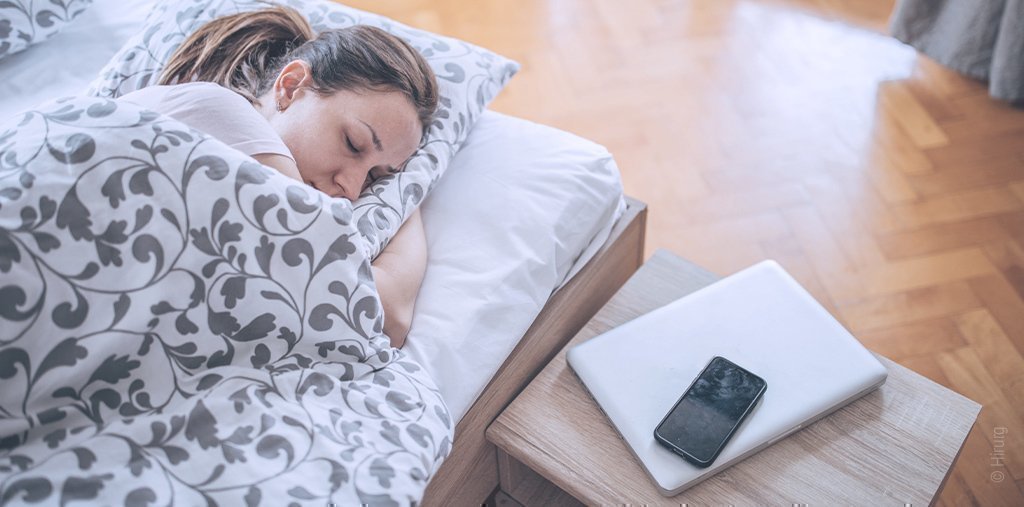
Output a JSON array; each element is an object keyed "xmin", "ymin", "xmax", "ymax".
[{"xmin": 160, "ymin": 6, "xmax": 438, "ymax": 130}]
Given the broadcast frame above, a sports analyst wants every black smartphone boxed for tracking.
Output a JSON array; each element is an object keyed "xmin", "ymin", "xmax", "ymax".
[{"xmin": 653, "ymin": 356, "xmax": 767, "ymax": 468}]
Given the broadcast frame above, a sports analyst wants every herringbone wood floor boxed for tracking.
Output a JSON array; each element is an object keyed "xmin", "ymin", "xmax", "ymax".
[{"xmin": 349, "ymin": 0, "xmax": 1024, "ymax": 504}]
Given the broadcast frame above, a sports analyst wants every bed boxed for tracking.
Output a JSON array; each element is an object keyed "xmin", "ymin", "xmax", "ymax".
[{"xmin": 0, "ymin": 0, "xmax": 646, "ymax": 504}]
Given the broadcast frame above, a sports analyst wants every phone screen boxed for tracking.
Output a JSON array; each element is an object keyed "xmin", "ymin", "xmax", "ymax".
[{"xmin": 654, "ymin": 356, "xmax": 766, "ymax": 467}]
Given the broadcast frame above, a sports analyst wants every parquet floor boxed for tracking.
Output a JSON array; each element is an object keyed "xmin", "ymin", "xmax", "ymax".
[{"xmin": 350, "ymin": 0, "xmax": 1024, "ymax": 504}]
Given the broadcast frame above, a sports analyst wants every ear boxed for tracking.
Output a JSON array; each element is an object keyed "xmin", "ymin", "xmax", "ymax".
[{"xmin": 274, "ymin": 60, "xmax": 314, "ymax": 111}]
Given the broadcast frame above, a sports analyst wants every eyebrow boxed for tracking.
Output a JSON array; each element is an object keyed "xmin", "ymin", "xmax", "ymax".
[{"xmin": 358, "ymin": 119, "xmax": 384, "ymax": 152}]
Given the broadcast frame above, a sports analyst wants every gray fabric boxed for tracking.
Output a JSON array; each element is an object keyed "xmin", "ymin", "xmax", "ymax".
[
  {"xmin": 0, "ymin": 96, "xmax": 452, "ymax": 505},
  {"xmin": 0, "ymin": 0, "xmax": 92, "ymax": 61},
  {"xmin": 891, "ymin": 0, "xmax": 1024, "ymax": 104}
]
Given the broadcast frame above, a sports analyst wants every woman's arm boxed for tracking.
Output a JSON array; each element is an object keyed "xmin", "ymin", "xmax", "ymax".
[{"xmin": 372, "ymin": 208, "xmax": 427, "ymax": 348}]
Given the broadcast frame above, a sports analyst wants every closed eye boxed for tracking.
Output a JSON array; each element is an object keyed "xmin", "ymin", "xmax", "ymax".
[{"xmin": 346, "ymin": 136, "xmax": 360, "ymax": 154}]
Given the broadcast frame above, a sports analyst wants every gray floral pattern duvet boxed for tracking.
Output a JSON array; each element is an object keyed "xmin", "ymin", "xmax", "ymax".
[{"xmin": 0, "ymin": 96, "xmax": 452, "ymax": 506}]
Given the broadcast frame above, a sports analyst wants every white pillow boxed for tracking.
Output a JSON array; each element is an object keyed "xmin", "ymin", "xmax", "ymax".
[
  {"xmin": 86, "ymin": 0, "xmax": 519, "ymax": 258},
  {"xmin": 405, "ymin": 111, "xmax": 625, "ymax": 422},
  {"xmin": 0, "ymin": 0, "xmax": 92, "ymax": 60}
]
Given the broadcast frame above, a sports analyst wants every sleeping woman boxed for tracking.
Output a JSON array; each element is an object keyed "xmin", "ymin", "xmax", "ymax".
[{"xmin": 118, "ymin": 6, "xmax": 438, "ymax": 348}]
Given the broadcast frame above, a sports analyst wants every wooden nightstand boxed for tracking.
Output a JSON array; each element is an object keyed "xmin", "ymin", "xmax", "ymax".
[{"xmin": 486, "ymin": 250, "xmax": 981, "ymax": 505}]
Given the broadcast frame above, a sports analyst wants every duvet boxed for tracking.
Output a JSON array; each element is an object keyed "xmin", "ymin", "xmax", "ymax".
[{"xmin": 0, "ymin": 97, "xmax": 452, "ymax": 505}]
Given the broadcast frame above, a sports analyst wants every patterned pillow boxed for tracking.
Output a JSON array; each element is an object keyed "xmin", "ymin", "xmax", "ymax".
[
  {"xmin": 86, "ymin": 0, "xmax": 519, "ymax": 259},
  {"xmin": 0, "ymin": 0, "xmax": 92, "ymax": 60}
]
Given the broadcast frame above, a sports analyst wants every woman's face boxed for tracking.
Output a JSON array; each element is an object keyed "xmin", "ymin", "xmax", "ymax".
[{"xmin": 266, "ymin": 62, "xmax": 422, "ymax": 200}]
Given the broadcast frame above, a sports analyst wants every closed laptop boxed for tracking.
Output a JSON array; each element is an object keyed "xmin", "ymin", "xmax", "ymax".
[{"xmin": 567, "ymin": 260, "xmax": 888, "ymax": 496}]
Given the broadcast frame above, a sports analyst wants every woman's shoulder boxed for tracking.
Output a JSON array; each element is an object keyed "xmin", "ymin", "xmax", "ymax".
[
  {"xmin": 118, "ymin": 81, "xmax": 291, "ymax": 161},
  {"xmin": 119, "ymin": 82, "xmax": 253, "ymax": 114},
  {"xmin": 161, "ymin": 82, "xmax": 254, "ymax": 109},
  {"xmin": 151, "ymin": 82, "xmax": 270, "ymax": 133}
]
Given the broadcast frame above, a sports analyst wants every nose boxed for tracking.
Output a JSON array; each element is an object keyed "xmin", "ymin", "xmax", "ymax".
[{"xmin": 333, "ymin": 167, "xmax": 369, "ymax": 201}]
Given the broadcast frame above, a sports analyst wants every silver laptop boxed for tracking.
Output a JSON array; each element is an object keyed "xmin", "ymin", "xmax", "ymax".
[{"xmin": 567, "ymin": 260, "xmax": 887, "ymax": 496}]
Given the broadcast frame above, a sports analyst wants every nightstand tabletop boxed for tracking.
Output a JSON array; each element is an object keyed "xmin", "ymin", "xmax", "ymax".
[{"xmin": 487, "ymin": 249, "xmax": 981, "ymax": 505}]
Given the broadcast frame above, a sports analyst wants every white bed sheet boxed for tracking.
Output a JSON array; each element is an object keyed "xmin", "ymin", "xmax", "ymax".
[
  {"xmin": 407, "ymin": 111, "xmax": 625, "ymax": 422},
  {"xmin": 0, "ymin": 0, "xmax": 626, "ymax": 424},
  {"xmin": 0, "ymin": 0, "xmax": 152, "ymax": 121}
]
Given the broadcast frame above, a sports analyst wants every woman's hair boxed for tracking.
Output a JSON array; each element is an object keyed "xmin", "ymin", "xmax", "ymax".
[{"xmin": 160, "ymin": 6, "xmax": 438, "ymax": 130}]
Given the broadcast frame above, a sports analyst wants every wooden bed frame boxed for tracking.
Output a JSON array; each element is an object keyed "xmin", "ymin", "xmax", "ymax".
[{"xmin": 421, "ymin": 196, "xmax": 647, "ymax": 506}]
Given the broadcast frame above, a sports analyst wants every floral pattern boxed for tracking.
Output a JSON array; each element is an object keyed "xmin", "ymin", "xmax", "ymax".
[
  {"xmin": 0, "ymin": 0, "xmax": 92, "ymax": 61},
  {"xmin": 85, "ymin": 0, "xmax": 519, "ymax": 260},
  {"xmin": 0, "ymin": 96, "xmax": 452, "ymax": 505}
]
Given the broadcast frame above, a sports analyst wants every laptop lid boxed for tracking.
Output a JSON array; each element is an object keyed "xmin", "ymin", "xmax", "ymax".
[{"xmin": 567, "ymin": 260, "xmax": 887, "ymax": 496}]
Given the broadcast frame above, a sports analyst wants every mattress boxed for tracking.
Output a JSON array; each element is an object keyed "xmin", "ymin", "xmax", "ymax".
[{"xmin": 0, "ymin": 0, "xmax": 626, "ymax": 424}]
